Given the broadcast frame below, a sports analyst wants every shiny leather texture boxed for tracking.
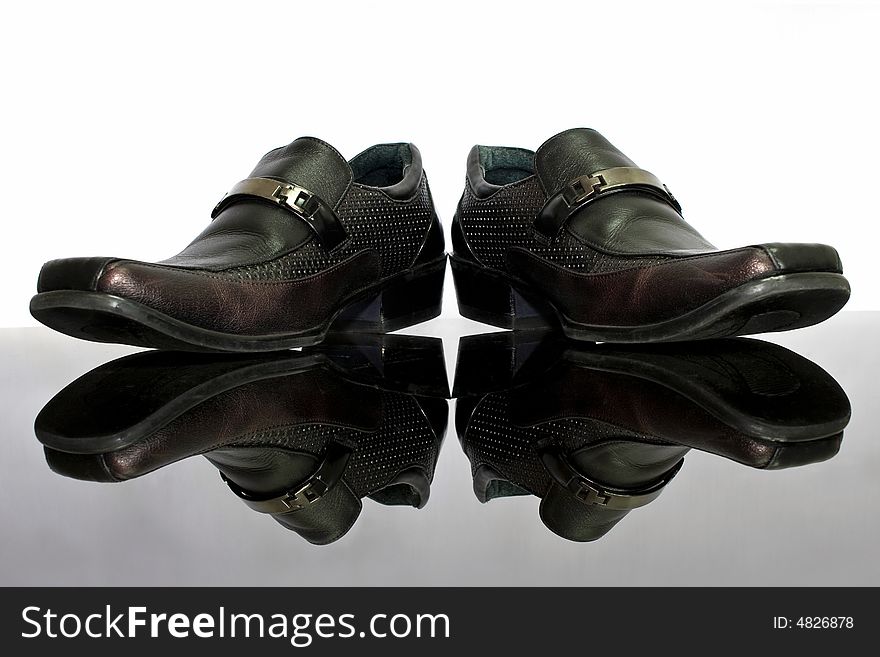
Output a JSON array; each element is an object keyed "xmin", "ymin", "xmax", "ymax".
[
  {"xmin": 33, "ymin": 137, "xmax": 445, "ymax": 348},
  {"xmin": 452, "ymin": 128, "xmax": 847, "ymax": 339},
  {"xmin": 454, "ymin": 331, "xmax": 850, "ymax": 541},
  {"xmin": 99, "ymin": 367, "xmax": 378, "ymax": 480},
  {"xmin": 534, "ymin": 129, "xmax": 717, "ymax": 255},
  {"xmin": 37, "ymin": 256, "xmax": 120, "ymax": 293},
  {"xmin": 38, "ymin": 335, "xmax": 450, "ymax": 545},
  {"xmin": 210, "ymin": 177, "xmax": 347, "ymax": 250},
  {"xmin": 96, "ymin": 251, "xmax": 381, "ymax": 335},
  {"xmin": 506, "ymin": 246, "xmax": 775, "ymax": 326},
  {"xmin": 166, "ymin": 137, "xmax": 353, "ymax": 269},
  {"xmin": 760, "ymin": 242, "xmax": 843, "ymax": 273}
]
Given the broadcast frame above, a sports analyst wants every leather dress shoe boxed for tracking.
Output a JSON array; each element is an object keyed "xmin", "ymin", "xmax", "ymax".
[
  {"xmin": 453, "ymin": 331, "xmax": 850, "ymax": 542},
  {"xmin": 31, "ymin": 138, "xmax": 446, "ymax": 352},
  {"xmin": 451, "ymin": 128, "xmax": 850, "ymax": 342},
  {"xmin": 36, "ymin": 334, "xmax": 449, "ymax": 544}
]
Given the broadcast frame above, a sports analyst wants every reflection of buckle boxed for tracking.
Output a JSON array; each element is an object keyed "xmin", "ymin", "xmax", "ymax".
[
  {"xmin": 540, "ymin": 448, "xmax": 683, "ymax": 510},
  {"xmin": 276, "ymin": 477, "xmax": 330, "ymax": 511},
  {"xmin": 221, "ymin": 441, "xmax": 352, "ymax": 514},
  {"xmin": 573, "ymin": 481, "xmax": 611, "ymax": 506},
  {"xmin": 211, "ymin": 177, "xmax": 347, "ymax": 249}
]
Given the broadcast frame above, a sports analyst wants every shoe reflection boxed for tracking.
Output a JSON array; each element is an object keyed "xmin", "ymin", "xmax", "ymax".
[
  {"xmin": 35, "ymin": 335, "xmax": 449, "ymax": 545},
  {"xmin": 453, "ymin": 331, "xmax": 851, "ymax": 543}
]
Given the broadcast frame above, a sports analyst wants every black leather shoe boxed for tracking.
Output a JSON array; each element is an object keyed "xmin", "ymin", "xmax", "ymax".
[
  {"xmin": 453, "ymin": 331, "xmax": 850, "ymax": 542},
  {"xmin": 31, "ymin": 138, "xmax": 446, "ymax": 352},
  {"xmin": 36, "ymin": 335, "xmax": 449, "ymax": 544},
  {"xmin": 451, "ymin": 128, "xmax": 850, "ymax": 342}
]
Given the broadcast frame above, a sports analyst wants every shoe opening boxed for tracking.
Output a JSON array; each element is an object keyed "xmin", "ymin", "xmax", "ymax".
[
  {"xmin": 350, "ymin": 143, "xmax": 415, "ymax": 187},
  {"xmin": 478, "ymin": 146, "xmax": 535, "ymax": 185}
]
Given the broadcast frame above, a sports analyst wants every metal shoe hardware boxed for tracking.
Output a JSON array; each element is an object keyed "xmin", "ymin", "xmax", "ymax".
[
  {"xmin": 274, "ymin": 477, "xmax": 331, "ymax": 511},
  {"xmin": 540, "ymin": 448, "xmax": 684, "ymax": 510},
  {"xmin": 211, "ymin": 177, "xmax": 347, "ymax": 249},
  {"xmin": 562, "ymin": 167, "xmax": 679, "ymax": 211},
  {"xmin": 536, "ymin": 166, "xmax": 681, "ymax": 240},
  {"xmin": 270, "ymin": 183, "xmax": 319, "ymax": 216},
  {"xmin": 220, "ymin": 440, "xmax": 353, "ymax": 514}
]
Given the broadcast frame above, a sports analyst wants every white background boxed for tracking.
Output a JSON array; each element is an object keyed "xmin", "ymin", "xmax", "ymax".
[{"xmin": 2, "ymin": 0, "xmax": 877, "ymax": 327}]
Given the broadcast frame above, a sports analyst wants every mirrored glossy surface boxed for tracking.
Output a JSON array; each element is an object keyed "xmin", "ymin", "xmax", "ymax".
[
  {"xmin": 454, "ymin": 331, "xmax": 849, "ymax": 542},
  {"xmin": 1, "ymin": 312, "xmax": 878, "ymax": 585},
  {"xmin": 35, "ymin": 335, "xmax": 449, "ymax": 546}
]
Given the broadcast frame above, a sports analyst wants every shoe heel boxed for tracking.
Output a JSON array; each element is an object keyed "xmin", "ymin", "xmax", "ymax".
[
  {"xmin": 450, "ymin": 256, "xmax": 555, "ymax": 329},
  {"xmin": 332, "ymin": 257, "xmax": 446, "ymax": 332}
]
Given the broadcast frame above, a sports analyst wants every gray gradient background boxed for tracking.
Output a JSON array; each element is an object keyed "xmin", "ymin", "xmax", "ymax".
[{"xmin": 1, "ymin": 309, "xmax": 877, "ymax": 586}]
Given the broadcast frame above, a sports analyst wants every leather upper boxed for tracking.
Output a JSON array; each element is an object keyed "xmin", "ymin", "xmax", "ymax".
[
  {"xmin": 453, "ymin": 128, "xmax": 844, "ymax": 327},
  {"xmin": 533, "ymin": 129, "xmax": 713, "ymax": 254},
  {"xmin": 165, "ymin": 137, "xmax": 354, "ymax": 270},
  {"xmin": 36, "ymin": 137, "xmax": 445, "ymax": 336}
]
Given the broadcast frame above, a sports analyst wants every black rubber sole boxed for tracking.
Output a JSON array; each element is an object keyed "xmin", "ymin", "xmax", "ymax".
[
  {"xmin": 450, "ymin": 256, "xmax": 850, "ymax": 342},
  {"xmin": 30, "ymin": 257, "xmax": 447, "ymax": 353}
]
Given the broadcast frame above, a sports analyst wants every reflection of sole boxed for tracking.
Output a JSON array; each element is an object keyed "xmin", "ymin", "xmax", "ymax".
[
  {"xmin": 35, "ymin": 351, "xmax": 322, "ymax": 454},
  {"xmin": 455, "ymin": 332, "xmax": 850, "ymax": 469},
  {"xmin": 564, "ymin": 338, "xmax": 851, "ymax": 445},
  {"xmin": 35, "ymin": 333, "xmax": 449, "ymax": 455}
]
